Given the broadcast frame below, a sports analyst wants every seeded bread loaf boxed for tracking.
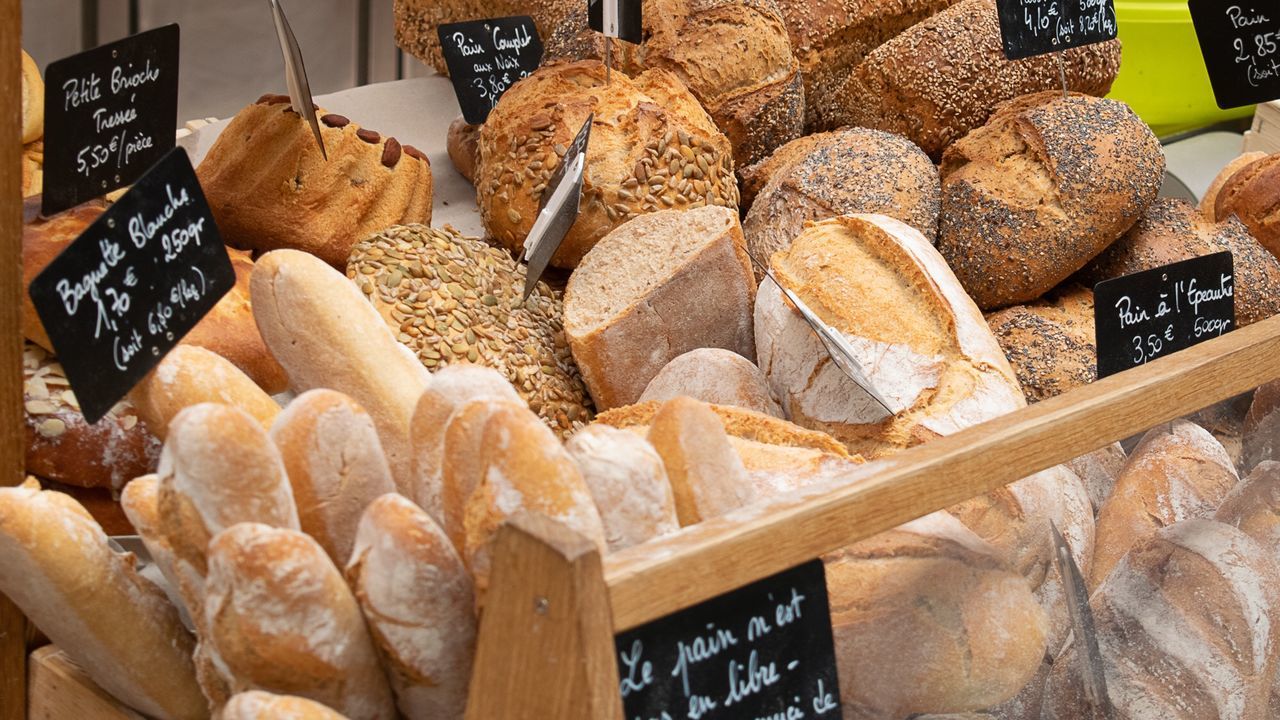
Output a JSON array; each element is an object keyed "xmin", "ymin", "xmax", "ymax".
[
  {"xmin": 1210, "ymin": 152, "xmax": 1280, "ymax": 259},
  {"xmin": 222, "ymin": 692, "xmax": 350, "ymax": 720},
  {"xmin": 477, "ymin": 61, "xmax": 739, "ymax": 268},
  {"xmin": 985, "ymin": 284, "xmax": 1096, "ymax": 403},
  {"xmin": 564, "ymin": 425, "xmax": 679, "ymax": 550},
  {"xmin": 446, "ymin": 115, "xmax": 480, "ymax": 184},
  {"xmin": 639, "ymin": 348, "xmax": 783, "ymax": 418},
  {"xmin": 198, "ymin": 96, "xmax": 432, "ymax": 268},
  {"xmin": 824, "ymin": 0, "xmax": 1122, "ymax": 157},
  {"xmin": 1202, "ymin": 151, "xmax": 1267, "ymax": 218},
  {"xmin": 755, "ymin": 214, "xmax": 1025, "ymax": 458},
  {"xmin": 131, "ymin": 345, "xmax": 281, "ymax": 441},
  {"xmin": 544, "ymin": 0, "xmax": 804, "ymax": 169},
  {"xmin": 742, "ymin": 128, "xmax": 940, "ymax": 266},
  {"xmin": 348, "ymin": 224, "xmax": 592, "ymax": 435},
  {"xmin": 564, "ymin": 206, "xmax": 757, "ymax": 410}
]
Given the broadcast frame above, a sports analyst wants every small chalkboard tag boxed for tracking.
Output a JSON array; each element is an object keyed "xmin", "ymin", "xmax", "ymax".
[
  {"xmin": 28, "ymin": 147, "xmax": 235, "ymax": 423},
  {"xmin": 1094, "ymin": 252, "xmax": 1235, "ymax": 379},
  {"xmin": 42, "ymin": 24, "xmax": 179, "ymax": 217},
  {"xmin": 1189, "ymin": 0, "xmax": 1280, "ymax": 109},
  {"xmin": 995, "ymin": 0, "xmax": 1118, "ymax": 61},
  {"xmin": 589, "ymin": 0, "xmax": 643, "ymax": 44},
  {"xmin": 615, "ymin": 560, "xmax": 842, "ymax": 720},
  {"xmin": 439, "ymin": 17, "xmax": 544, "ymax": 125}
]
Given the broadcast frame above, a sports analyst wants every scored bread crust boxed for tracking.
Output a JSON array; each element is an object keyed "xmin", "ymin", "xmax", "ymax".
[
  {"xmin": 565, "ymin": 425, "xmax": 679, "ymax": 551},
  {"xmin": 1214, "ymin": 152, "xmax": 1280, "ymax": 259}
]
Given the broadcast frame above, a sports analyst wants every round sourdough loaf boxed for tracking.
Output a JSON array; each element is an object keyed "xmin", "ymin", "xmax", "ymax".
[
  {"xmin": 639, "ymin": 348, "xmax": 783, "ymax": 417},
  {"xmin": 938, "ymin": 92, "xmax": 1164, "ymax": 310},
  {"xmin": 477, "ymin": 61, "xmax": 739, "ymax": 268},
  {"xmin": 984, "ymin": 284, "xmax": 1096, "ymax": 403},
  {"xmin": 754, "ymin": 214, "xmax": 1025, "ymax": 458},
  {"xmin": 1078, "ymin": 198, "xmax": 1280, "ymax": 326},
  {"xmin": 822, "ymin": 0, "xmax": 1122, "ymax": 156},
  {"xmin": 198, "ymin": 96, "xmax": 433, "ymax": 268},
  {"xmin": 564, "ymin": 206, "xmax": 757, "ymax": 410},
  {"xmin": 1244, "ymin": 381, "xmax": 1280, "ymax": 472},
  {"xmin": 544, "ymin": 0, "xmax": 803, "ymax": 169},
  {"xmin": 21, "ymin": 50, "xmax": 42, "ymax": 144},
  {"xmin": 742, "ymin": 127, "xmax": 940, "ymax": 266},
  {"xmin": 1211, "ymin": 153, "xmax": 1280, "ymax": 258}
]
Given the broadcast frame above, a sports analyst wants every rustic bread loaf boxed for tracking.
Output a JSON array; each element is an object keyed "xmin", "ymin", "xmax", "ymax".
[
  {"xmin": 477, "ymin": 61, "xmax": 739, "ymax": 268},
  {"xmin": 21, "ymin": 49, "xmax": 42, "ymax": 144},
  {"xmin": 1090, "ymin": 420, "xmax": 1239, "ymax": 588},
  {"xmin": 824, "ymin": 0, "xmax": 1122, "ymax": 156},
  {"xmin": 1202, "ymin": 151, "xmax": 1267, "ymax": 218},
  {"xmin": 271, "ymin": 390, "xmax": 396, "ymax": 566},
  {"xmin": 1216, "ymin": 460, "xmax": 1280, "ymax": 545},
  {"xmin": 544, "ymin": 0, "xmax": 804, "ymax": 169},
  {"xmin": 446, "ymin": 115, "xmax": 480, "ymax": 184},
  {"xmin": 1211, "ymin": 152, "xmax": 1280, "ymax": 259},
  {"xmin": 1067, "ymin": 442, "xmax": 1127, "ymax": 512},
  {"xmin": 21, "ymin": 197, "xmax": 106, "ymax": 348},
  {"xmin": 252, "ymin": 249, "xmax": 432, "ymax": 496},
  {"xmin": 742, "ymin": 127, "xmax": 940, "ymax": 265},
  {"xmin": 755, "ymin": 214, "xmax": 1025, "ymax": 457},
  {"xmin": 985, "ymin": 284, "xmax": 1096, "ymax": 403},
  {"xmin": 437, "ymin": 397, "xmax": 531, "ymax": 552},
  {"xmin": 827, "ymin": 512, "xmax": 1048, "ymax": 717},
  {"xmin": 938, "ymin": 92, "xmax": 1165, "ymax": 309},
  {"xmin": 564, "ymin": 206, "xmax": 757, "ymax": 409},
  {"xmin": 222, "ymin": 691, "xmax": 350, "ymax": 720},
  {"xmin": 639, "ymin": 348, "xmax": 783, "ymax": 417},
  {"xmin": 565, "ymin": 425, "xmax": 679, "ymax": 551},
  {"xmin": 393, "ymin": 0, "xmax": 572, "ymax": 74},
  {"xmin": 1044, "ymin": 519, "xmax": 1280, "ymax": 720},
  {"xmin": 646, "ymin": 396, "xmax": 756, "ymax": 525},
  {"xmin": 0, "ymin": 480, "xmax": 206, "ymax": 720},
  {"xmin": 204, "ymin": 523, "xmax": 396, "ymax": 720},
  {"xmin": 348, "ymin": 224, "xmax": 592, "ymax": 435},
  {"xmin": 198, "ymin": 97, "xmax": 432, "ymax": 268},
  {"xmin": 347, "ymin": 494, "xmax": 475, "ymax": 720},
  {"xmin": 131, "ymin": 345, "xmax": 281, "ymax": 440},
  {"xmin": 1244, "ymin": 381, "xmax": 1280, "ymax": 473}
]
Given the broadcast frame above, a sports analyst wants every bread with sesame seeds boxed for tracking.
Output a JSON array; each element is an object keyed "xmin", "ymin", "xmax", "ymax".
[
  {"xmin": 985, "ymin": 284, "xmax": 1096, "ymax": 404},
  {"xmin": 822, "ymin": 0, "xmax": 1122, "ymax": 157},
  {"xmin": 1078, "ymin": 199, "xmax": 1280, "ymax": 326},
  {"xmin": 937, "ymin": 92, "xmax": 1164, "ymax": 310},
  {"xmin": 742, "ymin": 127, "xmax": 940, "ymax": 268},
  {"xmin": 476, "ymin": 60, "xmax": 739, "ymax": 268},
  {"xmin": 1210, "ymin": 152, "xmax": 1280, "ymax": 260}
]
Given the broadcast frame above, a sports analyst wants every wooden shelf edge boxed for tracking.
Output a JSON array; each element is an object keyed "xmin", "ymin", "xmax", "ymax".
[{"xmin": 27, "ymin": 646, "xmax": 142, "ymax": 720}]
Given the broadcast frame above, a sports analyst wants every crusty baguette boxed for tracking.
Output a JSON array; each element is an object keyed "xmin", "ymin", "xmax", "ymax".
[
  {"xmin": 222, "ymin": 691, "xmax": 350, "ymax": 720},
  {"xmin": 565, "ymin": 425, "xmax": 679, "ymax": 551},
  {"xmin": 251, "ymin": 249, "xmax": 432, "ymax": 496},
  {"xmin": 120, "ymin": 474, "xmax": 190, "ymax": 616},
  {"xmin": 646, "ymin": 396, "xmax": 756, "ymax": 525},
  {"xmin": 204, "ymin": 523, "xmax": 396, "ymax": 720},
  {"xmin": 638, "ymin": 348, "xmax": 783, "ymax": 418},
  {"xmin": 0, "ymin": 479, "xmax": 206, "ymax": 720},
  {"xmin": 347, "ymin": 494, "xmax": 475, "ymax": 719},
  {"xmin": 438, "ymin": 397, "xmax": 531, "ymax": 553},
  {"xmin": 131, "ymin": 344, "xmax": 281, "ymax": 440},
  {"xmin": 271, "ymin": 389, "xmax": 396, "ymax": 565}
]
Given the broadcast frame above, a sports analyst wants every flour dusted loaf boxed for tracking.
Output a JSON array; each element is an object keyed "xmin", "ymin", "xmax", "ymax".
[
  {"xmin": 348, "ymin": 224, "xmax": 592, "ymax": 435},
  {"xmin": 564, "ymin": 206, "xmax": 757, "ymax": 410},
  {"xmin": 755, "ymin": 214, "xmax": 1024, "ymax": 458},
  {"xmin": 742, "ymin": 127, "xmax": 940, "ymax": 264},
  {"xmin": 477, "ymin": 61, "xmax": 739, "ymax": 268},
  {"xmin": 938, "ymin": 92, "xmax": 1164, "ymax": 310},
  {"xmin": 823, "ymin": 0, "xmax": 1122, "ymax": 156},
  {"xmin": 1244, "ymin": 381, "xmax": 1280, "ymax": 473},
  {"xmin": 639, "ymin": 348, "xmax": 783, "ymax": 418},
  {"xmin": 565, "ymin": 425, "xmax": 679, "ymax": 551},
  {"xmin": 985, "ymin": 284, "xmax": 1096, "ymax": 403},
  {"xmin": 1217, "ymin": 461, "xmax": 1280, "ymax": 550},
  {"xmin": 198, "ymin": 96, "xmax": 432, "ymax": 268},
  {"xmin": 1209, "ymin": 152, "xmax": 1280, "ymax": 259},
  {"xmin": 646, "ymin": 396, "xmax": 756, "ymax": 525},
  {"xmin": 131, "ymin": 345, "xmax": 281, "ymax": 440},
  {"xmin": 544, "ymin": 0, "xmax": 804, "ymax": 169},
  {"xmin": 1068, "ymin": 442, "xmax": 1127, "ymax": 512},
  {"xmin": 222, "ymin": 692, "xmax": 350, "ymax": 720}
]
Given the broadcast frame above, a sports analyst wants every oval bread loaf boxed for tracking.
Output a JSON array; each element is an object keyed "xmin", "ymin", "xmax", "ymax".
[
  {"xmin": 565, "ymin": 425, "xmax": 679, "ymax": 551},
  {"xmin": 438, "ymin": 397, "xmax": 531, "ymax": 553},
  {"xmin": 1211, "ymin": 152, "xmax": 1280, "ymax": 258},
  {"xmin": 984, "ymin": 284, "xmax": 1096, "ymax": 403},
  {"xmin": 646, "ymin": 396, "xmax": 756, "ymax": 526},
  {"xmin": 222, "ymin": 691, "xmax": 350, "ymax": 720},
  {"xmin": 131, "ymin": 344, "xmax": 281, "ymax": 440},
  {"xmin": 1201, "ymin": 150, "xmax": 1267, "ymax": 218},
  {"xmin": 638, "ymin": 348, "xmax": 783, "ymax": 418}
]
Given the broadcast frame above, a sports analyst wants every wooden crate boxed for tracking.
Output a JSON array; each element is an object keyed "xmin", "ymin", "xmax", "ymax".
[{"xmin": 27, "ymin": 648, "xmax": 141, "ymax": 720}]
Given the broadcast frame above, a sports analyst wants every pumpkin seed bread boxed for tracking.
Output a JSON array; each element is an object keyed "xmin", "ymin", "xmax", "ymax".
[{"xmin": 347, "ymin": 224, "xmax": 592, "ymax": 436}]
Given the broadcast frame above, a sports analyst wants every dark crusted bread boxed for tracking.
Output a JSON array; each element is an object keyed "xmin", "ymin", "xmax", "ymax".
[
  {"xmin": 937, "ymin": 92, "xmax": 1163, "ymax": 310},
  {"xmin": 985, "ymin": 284, "xmax": 1095, "ymax": 404},
  {"xmin": 1212, "ymin": 152, "xmax": 1280, "ymax": 260}
]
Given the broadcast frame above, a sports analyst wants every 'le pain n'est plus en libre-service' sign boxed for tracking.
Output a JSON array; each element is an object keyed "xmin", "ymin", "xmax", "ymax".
[
  {"xmin": 1190, "ymin": 0, "xmax": 1280, "ymax": 109},
  {"xmin": 615, "ymin": 560, "xmax": 842, "ymax": 720},
  {"xmin": 995, "ymin": 0, "xmax": 1117, "ymax": 60}
]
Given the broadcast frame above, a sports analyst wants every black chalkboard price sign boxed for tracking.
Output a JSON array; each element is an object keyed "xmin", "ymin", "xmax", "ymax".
[
  {"xmin": 28, "ymin": 148, "xmax": 235, "ymax": 423},
  {"xmin": 438, "ymin": 17, "xmax": 543, "ymax": 125},
  {"xmin": 996, "ymin": 0, "xmax": 1118, "ymax": 60},
  {"xmin": 42, "ymin": 24, "xmax": 179, "ymax": 217},
  {"xmin": 1094, "ymin": 252, "xmax": 1235, "ymax": 379},
  {"xmin": 1189, "ymin": 0, "xmax": 1280, "ymax": 109},
  {"xmin": 589, "ymin": 0, "xmax": 644, "ymax": 44},
  {"xmin": 615, "ymin": 560, "xmax": 842, "ymax": 720}
]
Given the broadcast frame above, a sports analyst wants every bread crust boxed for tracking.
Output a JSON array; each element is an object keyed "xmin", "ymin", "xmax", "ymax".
[
  {"xmin": 639, "ymin": 348, "xmax": 783, "ymax": 417},
  {"xmin": 446, "ymin": 115, "xmax": 480, "ymax": 184},
  {"xmin": 565, "ymin": 425, "xmax": 679, "ymax": 550},
  {"xmin": 647, "ymin": 396, "xmax": 755, "ymax": 525},
  {"xmin": 985, "ymin": 284, "xmax": 1096, "ymax": 403},
  {"xmin": 222, "ymin": 691, "xmax": 349, "ymax": 720},
  {"xmin": 1214, "ymin": 153, "xmax": 1280, "ymax": 259},
  {"xmin": 131, "ymin": 345, "xmax": 282, "ymax": 441}
]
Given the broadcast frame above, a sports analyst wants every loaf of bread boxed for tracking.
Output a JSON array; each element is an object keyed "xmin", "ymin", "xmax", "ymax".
[
  {"xmin": 985, "ymin": 284, "xmax": 1096, "ymax": 403},
  {"xmin": 1201, "ymin": 151, "xmax": 1267, "ymax": 218},
  {"xmin": 24, "ymin": 342, "xmax": 161, "ymax": 491},
  {"xmin": 1067, "ymin": 441, "xmax": 1127, "ymax": 512},
  {"xmin": 1216, "ymin": 460, "xmax": 1280, "ymax": 546},
  {"xmin": 198, "ymin": 97, "xmax": 432, "ymax": 268},
  {"xmin": 544, "ymin": 0, "xmax": 804, "ymax": 169},
  {"xmin": 222, "ymin": 691, "xmax": 350, "ymax": 720},
  {"xmin": 639, "ymin": 348, "xmax": 783, "ymax": 418},
  {"xmin": 446, "ymin": 116, "xmax": 480, "ymax": 184},
  {"xmin": 646, "ymin": 396, "xmax": 756, "ymax": 525},
  {"xmin": 22, "ymin": 141, "xmax": 43, "ymax": 197},
  {"xmin": 755, "ymin": 214, "xmax": 1025, "ymax": 457},
  {"xmin": 827, "ymin": 512, "xmax": 1048, "ymax": 717},
  {"xmin": 1090, "ymin": 420, "xmax": 1239, "ymax": 588},
  {"xmin": 1079, "ymin": 198, "xmax": 1280, "ymax": 326},
  {"xmin": 743, "ymin": 128, "xmax": 940, "ymax": 263},
  {"xmin": 204, "ymin": 523, "xmax": 396, "ymax": 719},
  {"xmin": 131, "ymin": 345, "xmax": 281, "ymax": 440},
  {"xmin": 823, "ymin": 0, "xmax": 1122, "ymax": 156},
  {"xmin": 1044, "ymin": 519, "xmax": 1280, "ymax": 720},
  {"xmin": 271, "ymin": 390, "xmax": 396, "ymax": 565},
  {"xmin": 437, "ymin": 397, "xmax": 531, "ymax": 552},
  {"xmin": 347, "ymin": 494, "xmax": 475, "ymax": 719},
  {"xmin": 938, "ymin": 92, "xmax": 1165, "ymax": 309},
  {"xmin": 1191, "ymin": 395, "xmax": 1252, "ymax": 471},
  {"xmin": 564, "ymin": 425, "xmax": 680, "ymax": 551},
  {"xmin": 1244, "ymin": 381, "xmax": 1280, "ymax": 473},
  {"xmin": 21, "ymin": 49, "xmax": 42, "ymax": 144},
  {"xmin": 477, "ymin": 61, "xmax": 739, "ymax": 267},
  {"xmin": 120, "ymin": 475, "xmax": 193, "ymax": 618},
  {"xmin": 21, "ymin": 197, "xmax": 106, "ymax": 348},
  {"xmin": 564, "ymin": 206, "xmax": 757, "ymax": 410},
  {"xmin": 347, "ymin": 224, "xmax": 592, "ymax": 435},
  {"xmin": 0, "ymin": 480, "xmax": 206, "ymax": 720},
  {"xmin": 1210, "ymin": 152, "xmax": 1280, "ymax": 259},
  {"xmin": 252, "ymin": 248, "xmax": 432, "ymax": 496}
]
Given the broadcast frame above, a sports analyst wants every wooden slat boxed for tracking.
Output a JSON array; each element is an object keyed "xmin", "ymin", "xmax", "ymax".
[
  {"xmin": 27, "ymin": 647, "xmax": 142, "ymax": 720},
  {"xmin": 606, "ymin": 313, "xmax": 1280, "ymax": 632}
]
